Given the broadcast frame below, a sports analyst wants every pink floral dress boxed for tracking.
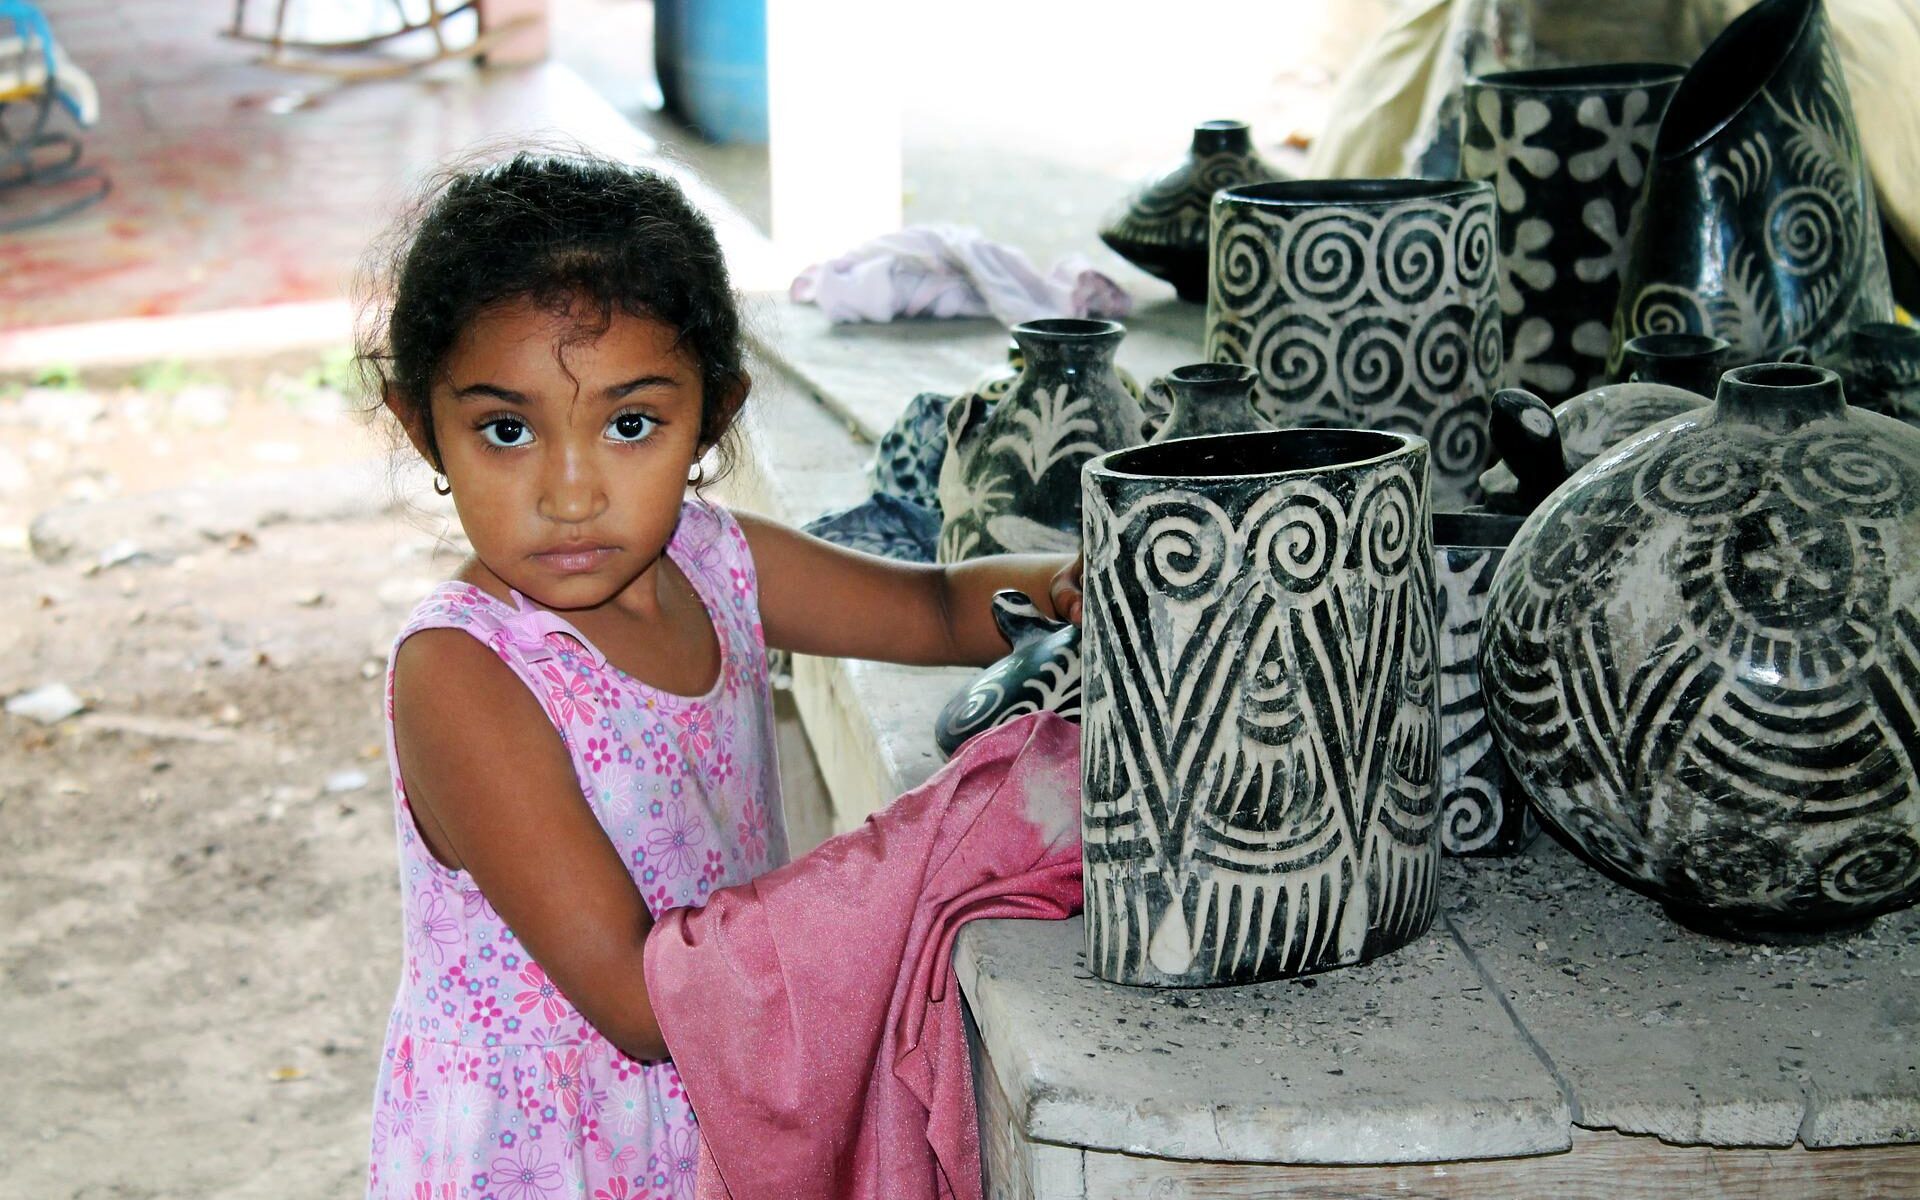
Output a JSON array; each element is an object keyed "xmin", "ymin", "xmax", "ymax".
[{"xmin": 368, "ymin": 501, "xmax": 787, "ymax": 1200}]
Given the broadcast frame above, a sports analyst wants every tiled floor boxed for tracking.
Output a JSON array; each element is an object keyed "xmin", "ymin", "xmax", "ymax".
[{"xmin": 0, "ymin": 0, "xmax": 696, "ymax": 335}]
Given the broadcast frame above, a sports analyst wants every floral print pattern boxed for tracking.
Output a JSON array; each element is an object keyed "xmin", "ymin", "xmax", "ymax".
[{"xmin": 368, "ymin": 502, "xmax": 787, "ymax": 1199}]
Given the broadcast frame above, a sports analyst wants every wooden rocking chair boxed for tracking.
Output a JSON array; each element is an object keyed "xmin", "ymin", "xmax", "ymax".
[
  {"xmin": 0, "ymin": 0, "xmax": 108, "ymax": 233},
  {"xmin": 224, "ymin": 1, "xmax": 537, "ymax": 81}
]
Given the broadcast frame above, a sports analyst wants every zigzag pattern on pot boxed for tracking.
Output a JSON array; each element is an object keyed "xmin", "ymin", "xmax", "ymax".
[{"xmin": 1082, "ymin": 468, "xmax": 1438, "ymax": 985}]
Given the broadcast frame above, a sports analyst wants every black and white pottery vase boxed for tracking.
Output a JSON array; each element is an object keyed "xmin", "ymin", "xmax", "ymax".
[
  {"xmin": 1433, "ymin": 513, "xmax": 1538, "ymax": 857},
  {"xmin": 1841, "ymin": 322, "xmax": 1920, "ymax": 424},
  {"xmin": 1477, "ymin": 380, "xmax": 1706, "ymax": 514},
  {"xmin": 937, "ymin": 318, "xmax": 1145, "ymax": 561},
  {"xmin": 1145, "ymin": 362, "xmax": 1266, "ymax": 444},
  {"xmin": 1460, "ymin": 63, "xmax": 1683, "ymax": 395},
  {"xmin": 1081, "ymin": 429, "xmax": 1440, "ymax": 986},
  {"xmin": 1483, "ymin": 362, "xmax": 1920, "ymax": 940},
  {"xmin": 934, "ymin": 591, "xmax": 1082, "ymax": 759},
  {"xmin": 1612, "ymin": 0, "xmax": 1894, "ymax": 369},
  {"xmin": 970, "ymin": 338, "xmax": 1143, "ymax": 410},
  {"xmin": 1621, "ymin": 332, "xmax": 1732, "ymax": 398},
  {"xmin": 1204, "ymin": 178, "xmax": 1500, "ymax": 510},
  {"xmin": 1099, "ymin": 120, "xmax": 1287, "ymax": 304}
]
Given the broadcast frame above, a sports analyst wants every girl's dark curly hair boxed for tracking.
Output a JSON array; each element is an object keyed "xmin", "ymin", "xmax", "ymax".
[{"xmin": 359, "ymin": 150, "xmax": 747, "ymax": 481}]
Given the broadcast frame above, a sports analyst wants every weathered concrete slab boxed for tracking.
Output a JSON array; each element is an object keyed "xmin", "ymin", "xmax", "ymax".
[
  {"xmin": 956, "ymin": 914, "xmax": 1571, "ymax": 1165},
  {"xmin": 1446, "ymin": 841, "xmax": 1920, "ymax": 1148}
]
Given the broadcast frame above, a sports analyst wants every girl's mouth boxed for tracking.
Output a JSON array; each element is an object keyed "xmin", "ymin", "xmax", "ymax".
[{"xmin": 535, "ymin": 545, "xmax": 617, "ymax": 573}]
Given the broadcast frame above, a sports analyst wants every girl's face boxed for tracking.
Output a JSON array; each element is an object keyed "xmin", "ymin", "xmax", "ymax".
[{"xmin": 410, "ymin": 298, "xmax": 714, "ymax": 612}]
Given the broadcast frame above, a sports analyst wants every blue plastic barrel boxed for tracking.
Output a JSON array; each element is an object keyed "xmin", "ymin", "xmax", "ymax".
[{"xmin": 654, "ymin": 0, "xmax": 768, "ymax": 145}]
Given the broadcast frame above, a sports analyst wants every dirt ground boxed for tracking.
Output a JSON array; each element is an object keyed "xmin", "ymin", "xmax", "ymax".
[{"xmin": 0, "ymin": 361, "xmax": 484, "ymax": 1198}]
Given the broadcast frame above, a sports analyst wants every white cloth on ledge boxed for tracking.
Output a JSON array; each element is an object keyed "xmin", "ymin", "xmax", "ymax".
[{"xmin": 790, "ymin": 225, "xmax": 1132, "ymax": 327}]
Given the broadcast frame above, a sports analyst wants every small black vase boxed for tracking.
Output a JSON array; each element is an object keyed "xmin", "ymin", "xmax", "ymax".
[
  {"xmin": 1621, "ymin": 332, "xmax": 1731, "ymax": 398},
  {"xmin": 1842, "ymin": 322, "xmax": 1920, "ymax": 423},
  {"xmin": 1099, "ymin": 120, "xmax": 1285, "ymax": 304},
  {"xmin": 1145, "ymin": 362, "xmax": 1265, "ymax": 444}
]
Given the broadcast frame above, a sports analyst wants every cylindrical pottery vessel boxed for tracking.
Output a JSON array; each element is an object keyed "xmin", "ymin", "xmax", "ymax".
[
  {"xmin": 1099, "ymin": 120, "xmax": 1286, "ymax": 304},
  {"xmin": 1612, "ymin": 0, "xmax": 1894, "ymax": 368},
  {"xmin": 1842, "ymin": 322, "xmax": 1920, "ymax": 423},
  {"xmin": 1146, "ymin": 362, "xmax": 1266, "ymax": 444},
  {"xmin": 1081, "ymin": 429, "xmax": 1440, "ymax": 986},
  {"xmin": 938, "ymin": 318, "xmax": 1145, "ymax": 561},
  {"xmin": 1460, "ymin": 63, "xmax": 1683, "ymax": 395},
  {"xmin": 1434, "ymin": 513, "xmax": 1539, "ymax": 857},
  {"xmin": 1204, "ymin": 178, "xmax": 1500, "ymax": 510},
  {"xmin": 1483, "ymin": 363, "xmax": 1920, "ymax": 940},
  {"xmin": 1622, "ymin": 332, "xmax": 1732, "ymax": 398}
]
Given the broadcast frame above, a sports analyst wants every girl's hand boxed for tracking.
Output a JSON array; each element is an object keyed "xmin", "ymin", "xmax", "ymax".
[{"xmin": 1049, "ymin": 553, "xmax": 1085, "ymax": 626}]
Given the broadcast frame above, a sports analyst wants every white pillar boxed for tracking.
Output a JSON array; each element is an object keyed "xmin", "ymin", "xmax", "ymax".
[{"xmin": 765, "ymin": 0, "xmax": 903, "ymax": 272}]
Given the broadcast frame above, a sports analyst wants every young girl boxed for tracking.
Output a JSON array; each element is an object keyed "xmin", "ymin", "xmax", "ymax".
[{"xmin": 360, "ymin": 153, "xmax": 1084, "ymax": 1199}]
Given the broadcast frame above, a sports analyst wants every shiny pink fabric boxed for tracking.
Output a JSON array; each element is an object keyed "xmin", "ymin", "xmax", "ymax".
[{"xmin": 643, "ymin": 712, "xmax": 1084, "ymax": 1200}]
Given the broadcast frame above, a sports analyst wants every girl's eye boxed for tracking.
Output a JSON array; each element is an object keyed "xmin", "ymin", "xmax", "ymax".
[
  {"xmin": 608, "ymin": 412, "xmax": 658, "ymax": 443},
  {"xmin": 479, "ymin": 418, "xmax": 531, "ymax": 448}
]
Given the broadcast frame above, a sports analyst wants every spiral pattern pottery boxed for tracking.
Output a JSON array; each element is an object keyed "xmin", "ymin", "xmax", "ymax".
[
  {"xmin": 1483, "ymin": 363, "xmax": 1920, "ymax": 939},
  {"xmin": 1081, "ymin": 429, "xmax": 1439, "ymax": 986},
  {"xmin": 1204, "ymin": 178, "xmax": 1500, "ymax": 510}
]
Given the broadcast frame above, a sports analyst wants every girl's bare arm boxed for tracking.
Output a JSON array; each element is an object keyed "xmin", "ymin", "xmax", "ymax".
[
  {"xmin": 390, "ymin": 629, "xmax": 668, "ymax": 1061},
  {"xmin": 737, "ymin": 510, "xmax": 1082, "ymax": 667}
]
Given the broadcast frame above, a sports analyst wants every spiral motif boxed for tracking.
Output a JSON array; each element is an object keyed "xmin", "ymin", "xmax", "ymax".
[
  {"xmin": 1441, "ymin": 783, "xmax": 1501, "ymax": 854},
  {"xmin": 1125, "ymin": 498, "xmax": 1232, "ymax": 602},
  {"xmin": 1192, "ymin": 154, "xmax": 1256, "ymax": 197},
  {"xmin": 1451, "ymin": 197, "xmax": 1495, "ymax": 292},
  {"xmin": 1628, "ymin": 283, "xmax": 1708, "ymax": 339},
  {"xmin": 952, "ymin": 663, "xmax": 1016, "ymax": 729},
  {"xmin": 1819, "ymin": 829, "xmax": 1920, "ymax": 905},
  {"xmin": 1413, "ymin": 305, "xmax": 1473, "ymax": 395},
  {"xmin": 1249, "ymin": 316, "xmax": 1332, "ymax": 413},
  {"xmin": 1337, "ymin": 316, "xmax": 1411, "ymax": 411},
  {"xmin": 1378, "ymin": 210, "xmax": 1449, "ymax": 306},
  {"xmin": 1472, "ymin": 297, "xmax": 1503, "ymax": 381},
  {"xmin": 1429, "ymin": 400, "xmax": 1492, "ymax": 481},
  {"xmin": 1354, "ymin": 469, "xmax": 1419, "ymax": 580},
  {"xmin": 1782, "ymin": 434, "xmax": 1916, "ymax": 517},
  {"xmin": 1245, "ymin": 484, "xmax": 1344, "ymax": 593},
  {"xmin": 1212, "ymin": 214, "xmax": 1279, "ymax": 313},
  {"xmin": 1285, "ymin": 211, "xmax": 1371, "ymax": 304},
  {"xmin": 1639, "ymin": 439, "xmax": 1765, "ymax": 517},
  {"xmin": 1765, "ymin": 185, "xmax": 1843, "ymax": 279}
]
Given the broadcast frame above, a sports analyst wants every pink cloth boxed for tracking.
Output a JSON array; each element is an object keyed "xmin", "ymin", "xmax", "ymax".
[{"xmin": 644, "ymin": 712, "xmax": 1084, "ymax": 1200}]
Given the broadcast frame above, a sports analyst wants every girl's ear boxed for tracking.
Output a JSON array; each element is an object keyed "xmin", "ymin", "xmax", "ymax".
[
  {"xmin": 383, "ymin": 386, "xmax": 439, "ymax": 469},
  {"xmin": 717, "ymin": 370, "xmax": 751, "ymax": 427}
]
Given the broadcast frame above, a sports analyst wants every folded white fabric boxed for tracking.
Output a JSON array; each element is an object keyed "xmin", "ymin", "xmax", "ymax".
[{"xmin": 791, "ymin": 225, "xmax": 1132, "ymax": 326}]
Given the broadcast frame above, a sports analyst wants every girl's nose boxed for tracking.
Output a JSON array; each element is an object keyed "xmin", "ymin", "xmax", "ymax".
[{"xmin": 538, "ymin": 449, "xmax": 608, "ymax": 523}]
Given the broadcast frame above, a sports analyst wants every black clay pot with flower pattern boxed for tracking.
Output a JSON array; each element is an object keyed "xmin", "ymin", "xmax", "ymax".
[
  {"xmin": 1461, "ymin": 63, "xmax": 1683, "ymax": 395},
  {"xmin": 1483, "ymin": 362, "xmax": 1920, "ymax": 940}
]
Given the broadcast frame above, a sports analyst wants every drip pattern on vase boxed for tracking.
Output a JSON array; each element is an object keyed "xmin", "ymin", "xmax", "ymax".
[
  {"xmin": 1612, "ymin": 0, "xmax": 1893, "ymax": 369},
  {"xmin": 1203, "ymin": 180, "xmax": 1500, "ymax": 509},
  {"xmin": 1081, "ymin": 431, "xmax": 1439, "ymax": 986},
  {"xmin": 1482, "ymin": 363, "xmax": 1920, "ymax": 936},
  {"xmin": 1460, "ymin": 64, "xmax": 1682, "ymax": 395}
]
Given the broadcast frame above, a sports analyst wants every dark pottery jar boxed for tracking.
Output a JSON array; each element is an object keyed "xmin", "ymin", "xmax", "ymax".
[
  {"xmin": 1621, "ymin": 331, "xmax": 1732, "ymax": 398},
  {"xmin": 1612, "ymin": 0, "xmax": 1894, "ymax": 368},
  {"xmin": 1099, "ymin": 120, "xmax": 1286, "ymax": 304},
  {"xmin": 1204, "ymin": 178, "xmax": 1500, "ymax": 510},
  {"xmin": 1483, "ymin": 363, "xmax": 1920, "ymax": 940},
  {"xmin": 1433, "ymin": 512, "xmax": 1538, "ymax": 857},
  {"xmin": 969, "ymin": 337, "xmax": 1144, "ymax": 410},
  {"xmin": 1081, "ymin": 429, "xmax": 1439, "ymax": 986},
  {"xmin": 1841, "ymin": 322, "xmax": 1920, "ymax": 424},
  {"xmin": 1145, "ymin": 362, "xmax": 1266, "ymax": 444},
  {"xmin": 934, "ymin": 591, "xmax": 1081, "ymax": 759},
  {"xmin": 1460, "ymin": 63, "xmax": 1683, "ymax": 394},
  {"xmin": 937, "ymin": 318, "xmax": 1145, "ymax": 561}
]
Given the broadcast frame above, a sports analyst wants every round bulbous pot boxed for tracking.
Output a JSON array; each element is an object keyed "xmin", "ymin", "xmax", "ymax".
[
  {"xmin": 1099, "ymin": 120, "xmax": 1286, "ymax": 304},
  {"xmin": 1482, "ymin": 362, "xmax": 1920, "ymax": 940},
  {"xmin": 934, "ymin": 591, "xmax": 1082, "ymax": 759},
  {"xmin": 1081, "ymin": 428, "xmax": 1439, "ymax": 986}
]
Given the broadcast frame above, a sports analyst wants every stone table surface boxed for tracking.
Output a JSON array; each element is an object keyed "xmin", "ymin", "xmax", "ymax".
[{"xmin": 733, "ymin": 295, "xmax": 1920, "ymax": 1165}]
